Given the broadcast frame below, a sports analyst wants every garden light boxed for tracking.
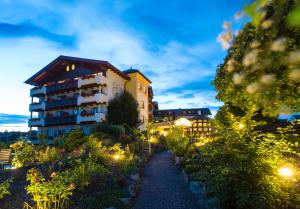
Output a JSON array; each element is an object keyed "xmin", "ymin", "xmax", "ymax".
[
  {"xmin": 238, "ymin": 123, "xmax": 245, "ymax": 129},
  {"xmin": 278, "ymin": 167, "xmax": 293, "ymax": 177},
  {"xmin": 113, "ymin": 154, "xmax": 120, "ymax": 160}
]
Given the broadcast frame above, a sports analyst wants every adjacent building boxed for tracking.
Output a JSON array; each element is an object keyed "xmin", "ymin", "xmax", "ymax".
[
  {"xmin": 153, "ymin": 107, "xmax": 212, "ymax": 136},
  {"xmin": 25, "ymin": 56, "xmax": 151, "ymax": 138}
]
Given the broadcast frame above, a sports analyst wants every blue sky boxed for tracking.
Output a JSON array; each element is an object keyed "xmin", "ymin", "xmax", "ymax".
[{"xmin": 0, "ymin": 0, "xmax": 248, "ymax": 131}]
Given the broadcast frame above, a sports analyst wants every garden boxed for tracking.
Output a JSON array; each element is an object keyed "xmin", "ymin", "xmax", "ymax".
[
  {"xmin": 0, "ymin": 92, "xmax": 161, "ymax": 209},
  {"xmin": 164, "ymin": 0, "xmax": 300, "ymax": 209}
]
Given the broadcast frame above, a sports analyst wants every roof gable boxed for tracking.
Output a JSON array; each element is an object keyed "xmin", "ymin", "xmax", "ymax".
[
  {"xmin": 25, "ymin": 55, "xmax": 130, "ymax": 86},
  {"xmin": 123, "ymin": 69, "xmax": 151, "ymax": 83}
]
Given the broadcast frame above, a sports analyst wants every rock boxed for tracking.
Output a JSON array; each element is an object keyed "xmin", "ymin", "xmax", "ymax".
[
  {"xmin": 130, "ymin": 173, "xmax": 141, "ymax": 182},
  {"xmin": 128, "ymin": 184, "xmax": 137, "ymax": 197},
  {"xmin": 119, "ymin": 197, "xmax": 131, "ymax": 205}
]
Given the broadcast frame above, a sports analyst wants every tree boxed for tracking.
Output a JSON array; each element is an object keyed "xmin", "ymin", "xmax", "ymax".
[{"xmin": 107, "ymin": 91, "xmax": 139, "ymax": 127}]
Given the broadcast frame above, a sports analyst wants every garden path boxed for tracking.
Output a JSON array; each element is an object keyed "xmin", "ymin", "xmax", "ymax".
[{"xmin": 133, "ymin": 150, "xmax": 199, "ymax": 209}]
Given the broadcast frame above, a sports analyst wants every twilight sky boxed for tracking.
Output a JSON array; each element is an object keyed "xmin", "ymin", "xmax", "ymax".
[{"xmin": 0, "ymin": 0, "xmax": 249, "ymax": 131}]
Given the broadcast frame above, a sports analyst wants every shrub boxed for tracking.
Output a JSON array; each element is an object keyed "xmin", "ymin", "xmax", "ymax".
[
  {"xmin": 37, "ymin": 147, "xmax": 61, "ymax": 164},
  {"xmin": 81, "ymin": 135, "xmax": 108, "ymax": 163},
  {"xmin": 93, "ymin": 122, "xmax": 125, "ymax": 139},
  {"xmin": 63, "ymin": 158, "xmax": 110, "ymax": 191},
  {"xmin": 63, "ymin": 129, "xmax": 86, "ymax": 152},
  {"xmin": 107, "ymin": 91, "xmax": 139, "ymax": 127},
  {"xmin": 165, "ymin": 127, "xmax": 190, "ymax": 156},
  {"xmin": 25, "ymin": 168, "xmax": 74, "ymax": 209},
  {"xmin": 0, "ymin": 178, "xmax": 13, "ymax": 199},
  {"xmin": 10, "ymin": 141, "xmax": 35, "ymax": 167},
  {"xmin": 53, "ymin": 136, "xmax": 64, "ymax": 148}
]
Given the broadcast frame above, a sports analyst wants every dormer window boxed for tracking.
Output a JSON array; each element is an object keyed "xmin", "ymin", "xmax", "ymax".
[{"xmin": 197, "ymin": 110, "xmax": 202, "ymax": 115}]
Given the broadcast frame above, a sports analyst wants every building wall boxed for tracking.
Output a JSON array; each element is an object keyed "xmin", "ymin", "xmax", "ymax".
[
  {"xmin": 106, "ymin": 69, "xmax": 127, "ymax": 101},
  {"xmin": 125, "ymin": 72, "xmax": 151, "ymax": 129}
]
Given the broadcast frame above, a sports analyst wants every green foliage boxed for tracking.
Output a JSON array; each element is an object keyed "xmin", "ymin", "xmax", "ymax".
[
  {"xmin": 183, "ymin": 1, "xmax": 300, "ymax": 209},
  {"xmin": 107, "ymin": 91, "xmax": 139, "ymax": 127},
  {"xmin": 25, "ymin": 168, "xmax": 74, "ymax": 209},
  {"xmin": 37, "ymin": 133, "xmax": 48, "ymax": 148},
  {"xmin": 37, "ymin": 147, "xmax": 61, "ymax": 164},
  {"xmin": 10, "ymin": 141, "xmax": 35, "ymax": 167},
  {"xmin": 63, "ymin": 157, "xmax": 110, "ymax": 191},
  {"xmin": 288, "ymin": 4, "xmax": 300, "ymax": 26},
  {"xmin": 214, "ymin": 0, "xmax": 300, "ymax": 117},
  {"xmin": 93, "ymin": 122, "xmax": 125, "ymax": 139},
  {"xmin": 0, "ymin": 178, "xmax": 13, "ymax": 199},
  {"xmin": 63, "ymin": 129, "xmax": 87, "ymax": 152},
  {"xmin": 165, "ymin": 127, "xmax": 190, "ymax": 156}
]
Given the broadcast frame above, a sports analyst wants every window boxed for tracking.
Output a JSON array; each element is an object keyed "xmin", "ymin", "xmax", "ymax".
[
  {"xmin": 92, "ymin": 107, "xmax": 98, "ymax": 113},
  {"xmin": 71, "ymin": 64, "xmax": 75, "ymax": 70},
  {"xmin": 56, "ymin": 111, "xmax": 62, "ymax": 117},
  {"xmin": 73, "ymin": 109, "xmax": 79, "ymax": 115},
  {"xmin": 137, "ymin": 82, "xmax": 141, "ymax": 89},
  {"xmin": 66, "ymin": 65, "xmax": 70, "ymax": 72},
  {"xmin": 197, "ymin": 110, "xmax": 202, "ymax": 115},
  {"xmin": 143, "ymin": 86, "xmax": 147, "ymax": 93},
  {"xmin": 141, "ymin": 116, "xmax": 145, "ymax": 123}
]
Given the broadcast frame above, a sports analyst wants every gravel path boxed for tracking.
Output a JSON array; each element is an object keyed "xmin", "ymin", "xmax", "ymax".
[{"xmin": 133, "ymin": 151, "xmax": 199, "ymax": 209}]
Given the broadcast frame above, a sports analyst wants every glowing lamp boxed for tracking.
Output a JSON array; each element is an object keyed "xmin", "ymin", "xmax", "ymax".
[
  {"xmin": 175, "ymin": 118, "xmax": 192, "ymax": 127},
  {"xmin": 238, "ymin": 123, "xmax": 245, "ymax": 129},
  {"xmin": 278, "ymin": 167, "xmax": 293, "ymax": 177},
  {"xmin": 113, "ymin": 154, "xmax": 120, "ymax": 160}
]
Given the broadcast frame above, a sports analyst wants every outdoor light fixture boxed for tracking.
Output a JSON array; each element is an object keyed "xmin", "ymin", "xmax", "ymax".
[
  {"xmin": 238, "ymin": 123, "xmax": 245, "ymax": 129},
  {"xmin": 113, "ymin": 154, "xmax": 120, "ymax": 160},
  {"xmin": 174, "ymin": 118, "xmax": 192, "ymax": 127},
  {"xmin": 278, "ymin": 167, "xmax": 293, "ymax": 177}
]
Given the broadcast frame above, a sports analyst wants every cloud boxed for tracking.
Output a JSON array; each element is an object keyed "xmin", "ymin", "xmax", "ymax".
[
  {"xmin": 0, "ymin": 113, "xmax": 28, "ymax": 124},
  {"xmin": 0, "ymin": 22, "xmax": 77, "ymax": 47}
]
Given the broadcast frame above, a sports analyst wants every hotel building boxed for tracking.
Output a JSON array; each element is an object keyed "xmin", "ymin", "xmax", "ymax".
[
  {"xmin": 25, "ymin": 56, "xmax": 151, "ymax": 138},
  {"xmin": 153, "ymin": 108, "xmax": 212, "ymax": 136}
]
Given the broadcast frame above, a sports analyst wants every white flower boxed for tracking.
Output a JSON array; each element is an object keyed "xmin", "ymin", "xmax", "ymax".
[
  {"xmin": 243, "ymin": 50, "xmax": 258, "ymax": 66},
  {"xmin": 270, "ymin": 38, "xmax": 286, "ymax": 52},
  {"xmin": 246, "ymin": 82, "xmax": 261, "ymax": 94},
  {"xmin": 232, "ymin": 73, "xmax": 245, "ymax": 85},
  {"xmin": 261, "ymin": 19, "xmax": 273, "ymax": 29},
  {"xmin": 260, "ymin": 74, "xmax": 276, "ymax": 85},
  {"xmin": 223, "ymin": 21, "xmax": 231, "ymax": 29},
  {"xmin": 288, "ymin": 69, "xmax": 300, "ymax": 81},
  {"xmin": 288, "ymin": 50, "xmax": 300, "ymax": 64},
  {"xmin": 234, "ymin": 11, "xmax": 243, "ymax": 20},
  {"xmin": 250, "ymin": 41, "xmax": 260, "ymax": 48},
  {"xmin": 217, "ymin": 31, "xmax": 233, "ymax": 49}
]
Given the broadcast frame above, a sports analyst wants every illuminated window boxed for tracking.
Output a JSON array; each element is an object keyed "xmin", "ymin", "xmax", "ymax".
[
  {"xmin": 71, "ymin": 64, "xmax": 75, "ymax": 70},
  {"xmin": 66, "ymin": 65, "xmax": 70, "ymax": 72}
]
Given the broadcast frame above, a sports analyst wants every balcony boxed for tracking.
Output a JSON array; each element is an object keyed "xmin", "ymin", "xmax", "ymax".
[
  {"xmin": 78, "ymin": 74, "xmax": 108, "ymax": 88},
  {"xmin": 30, "ymin": 86, "xmax": 46, "ymax": 97},
  {"xmin": 77, "ymin": 113, "xmax": 106, "ymax": 124},
  {"xmin": 29, "ymin": 102, "xmax": 46, "ymax": 111},
  {"xmin": 46, "ymin": 98, "xmax": 77, "ymax": 110},
  {"xmin": 46, "ymin": 81, "xmax": 78, "ymax": 94},
  {"xmin": 77, "ymin": 93, "xmax": 108, "ymax": 105},
  {"xmin": 45, "ymin": 115, "xmax": 77, "ymax": 126},
  {"xmin": 29, "ymin": 118, "xmax": 45, "ymax": 127}
]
